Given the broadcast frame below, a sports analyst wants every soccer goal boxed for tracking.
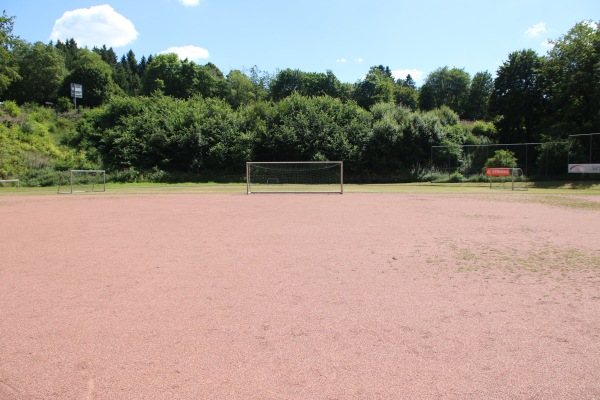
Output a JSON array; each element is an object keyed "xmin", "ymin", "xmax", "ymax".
[
  {"xmin": 58, "ymin": 170, "xmax": 106, "ymax": 194},
  {"xmin": 486, "ymin": 168, "xmax": 528, "ymax": 191},
  {"xmin": 246, "ymin": 161, "xmax": 343, "ymax": 194},
  {"xmin": 0, "ymin": 179, "xmax": 19, "ymax": 187}
]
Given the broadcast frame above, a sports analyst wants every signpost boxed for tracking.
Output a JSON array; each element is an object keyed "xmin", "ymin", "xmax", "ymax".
[{"xmin": 70, "ymin": 83, "xmax": 82, "ymax": 108}]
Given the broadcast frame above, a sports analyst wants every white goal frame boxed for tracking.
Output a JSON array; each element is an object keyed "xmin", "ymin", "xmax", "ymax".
[
  {"xmin": 58, "ymin": 170, "xmax": 106, "ymax": 194},
  {"xmin": 0, "ymin": 179, "xmax": 19, "ymax": 187},
  {"xmin": 246, "ymin": 161, "xmax": 343, "ymax": 194}
]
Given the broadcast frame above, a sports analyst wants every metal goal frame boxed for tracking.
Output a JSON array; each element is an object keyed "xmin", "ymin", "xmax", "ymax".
[
  {"xmin": 487, "ymin": 167, "xmax": 528, "ymax": 191},
  {"xmin": 246, "ymin": 161, "xmax": 343, "ymax": 194},
  {"xmin": 0, "ymin": 179, "xmax": 19, "ymax": 187},
  {"xmin": 58, "ymin": 170, "xmax": 106, "ymax": 194}
]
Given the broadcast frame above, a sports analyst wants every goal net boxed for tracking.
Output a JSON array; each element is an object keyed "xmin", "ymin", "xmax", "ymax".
[
  {"xmin": 58, "ymin": 170, "xmax": 106, "ymax": 194},
  {"xmin": 246, "ymin": 161, "xmax": 343, "ymax": 194},
  {"xmin": 487, "ymin": 168, "xmax": 528, "ymax": 191}
]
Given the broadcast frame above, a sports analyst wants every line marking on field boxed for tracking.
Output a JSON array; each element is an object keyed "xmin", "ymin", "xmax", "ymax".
[{"xmin": 85, "ymin": 378, "xmax": 95, "ymax": 400}]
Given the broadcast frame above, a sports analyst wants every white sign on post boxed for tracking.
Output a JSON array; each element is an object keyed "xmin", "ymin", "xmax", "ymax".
[
  {"xmin": 568, "ymin": 164, "xmax": 600, "ymax": 173},
  {"xmin": 71, "ymin": 83, "xmax": 83, "ymax": 98},
  {"xmin": 71, "ymin": 83, "xmax": 82, "ymax": 109}
]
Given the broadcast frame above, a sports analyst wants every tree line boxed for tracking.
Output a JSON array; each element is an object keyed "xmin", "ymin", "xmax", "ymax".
[{"xmin": 1, "ymin": 11, "xmax": 598, "ymax": 183}]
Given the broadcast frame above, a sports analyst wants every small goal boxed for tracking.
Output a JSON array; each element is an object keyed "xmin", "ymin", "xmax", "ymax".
[
  {"xmin": 0, "ymin": 179, "xmax": 19, "ymax": 187},
  {"xmin": 486, "ymin": 168, "xmax": 528, "ymax": 191},
  {"xmin": 246, "ymin": 161, "xmax": 343, "ymax": 194},
  {"xmin": 58, "ymin": 170, "xmax": 106, "ymax": 194}
]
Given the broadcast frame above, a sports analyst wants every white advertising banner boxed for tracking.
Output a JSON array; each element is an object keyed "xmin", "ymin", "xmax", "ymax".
[{"xmin": 568, "ymin": 164, "xmax": 600, "ymax": 173}]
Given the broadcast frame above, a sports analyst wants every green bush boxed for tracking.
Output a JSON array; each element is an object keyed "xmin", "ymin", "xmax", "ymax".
[
  {"xmin": 484, "ymin": 149, "xmax": 518, "ymax": 169},
  {"xmin": 427, "ymin": 106, "xmax": 459, "ymax": 126},
  {"xmin": 56, "ymin": 97, "xmax": 74, "ymax": 113},
  {"xmin": 21, "ymin": 167, "xmax": 61, "ymax": 187},
  {"xmin": 410, "ymin": 165, "xmax": 448, "ymax": 182},
  {"xmin": 1, "ymin": 100, "xmax": 21, "ymax": 117},
  {"xmin": 471, "ymin": 121, "xmax": 497, "ymax": 138},
  {"xmin": 147, "ymin": 168, "xmax": 169, "ymax": 182},
  {"xmin": 448, "ymin": 171, "xmax": 464, "ymax": 182},
  {"xmin": 107, "ymin": 168, "xmax": 141, "ymax": 183},
  {"xmin": 29, "ymin": 106, "xmax": 54, "ymax": 123},
  {"xmin": 20, "ymin": 120, "xmax": 48, "ymax": 136}
]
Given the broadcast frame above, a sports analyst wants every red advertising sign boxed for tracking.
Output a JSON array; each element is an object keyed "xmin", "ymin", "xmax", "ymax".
[{"xmin": 486, "ymin": 168, "xmax": 511, "ymax": 177}]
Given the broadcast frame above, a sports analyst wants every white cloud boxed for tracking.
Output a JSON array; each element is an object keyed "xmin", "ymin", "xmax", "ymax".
[
  {"xmin": 525, "ymin": 22, "xmax": 547, "ymax": 38},
  {"xmin": 541, "ymin": 40, "xmax": 554, "ymax": 48},
  {"xmin": 50, "ymin": 5, "xmax": 138, "ymax": 48},
  {"xmin": 392, "ymin": 68, "xmax": 423, "ymax": 83},
  {"xmin": 179, "ymin": 0, "xmax": 201, "ymax": 6},
  {"xmin": 160, "ymin": 45, "xmax": 210, "ymax": 62},
  {"xmin": 337, "ymin": 57, "xmax": 362, "ymax": 63}
]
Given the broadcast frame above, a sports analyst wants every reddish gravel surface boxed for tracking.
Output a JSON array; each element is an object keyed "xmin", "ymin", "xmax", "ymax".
[{"xmin": 1, "ymin": 193, "xmax": 599, "ymax": 399}]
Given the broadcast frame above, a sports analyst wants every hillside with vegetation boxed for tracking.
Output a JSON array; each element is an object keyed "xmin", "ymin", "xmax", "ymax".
[{"xmin": 1, "ymin": 11, "xmax": 598, "ymax": 185}]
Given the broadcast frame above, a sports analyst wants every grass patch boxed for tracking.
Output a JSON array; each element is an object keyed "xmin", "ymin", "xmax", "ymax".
[
  {"xmin": 455, "ymin": 244, "xmax": 600, "ymax": 274},
  {"xmin": 1, "ymin": 180, "xmax": 600, "ymax": 196},
  {"xmin": 504, "ymin": 195, "xmax": 600, "ymax": 211}
]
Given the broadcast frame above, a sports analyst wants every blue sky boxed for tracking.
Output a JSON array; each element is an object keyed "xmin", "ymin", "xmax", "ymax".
[{"xmin": 4, "ymin": 0, "xmax": 598, "ymax": 85}]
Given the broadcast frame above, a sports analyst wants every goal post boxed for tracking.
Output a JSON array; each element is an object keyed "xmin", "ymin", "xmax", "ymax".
[
  {"xmin": 246, "ymin": 161, "xmax": 343, "ymax": 194},
  {"xmin": 486, "ymin": 167, "xmax": 528, "ymax": 191},
  {"xmin": 58, "ymin": 170, "xmax": 106, "ymax": 194}
]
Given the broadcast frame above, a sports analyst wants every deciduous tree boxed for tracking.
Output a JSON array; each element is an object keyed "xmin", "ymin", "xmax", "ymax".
[
  {"xmin": 141, "ymin": 53, "xmax": 184, "ymax": 96},
  {"xmin": 419, "ymin": 67, "xmax": 471, "ymax": 116},
  {"xmin": 464, "ymin": 71, "xmax": 493, "ymax": 120},
  {"xmin": 543, "ymin": 20, "xmax": 600, "ymax": 137},
  {"xmin": 353, "ymin": 66, "xmax": 396, "ymax": 109},
  {"xmin": 0, "ymin": 12, "xmax": 21, "ymax": 97},
  {"xmin": 8, "ymin": 42, "xmax": 67, "ymax": 104},
  {"xmin": 62, "ymin": 49, "xmax": 120, "ymax": 107},
  {"xmin": 226, "ymin": 69, "xmax": 257, "ymax": 108},
  {"xmin": 270, "ymin": 69, "xmax": 344, "ymax": 101},
  {"xmin": 490, "ymin": 50, "xmax": 545, "ymax": 143}
]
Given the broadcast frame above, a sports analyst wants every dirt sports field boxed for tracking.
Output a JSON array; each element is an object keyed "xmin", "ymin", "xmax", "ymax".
[{"xmin": 0, "ymin": 191, "xmax": 599, "ymax": 399}]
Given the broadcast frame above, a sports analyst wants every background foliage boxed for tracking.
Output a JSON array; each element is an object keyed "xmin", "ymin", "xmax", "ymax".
[{"xmin": 1, "ymin": 13, "xmax": 598, "ymax": 185}]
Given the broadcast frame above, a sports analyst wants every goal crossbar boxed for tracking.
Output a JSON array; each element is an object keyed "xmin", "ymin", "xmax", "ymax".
[{"xmin": 246, "ymin": 161, "xmax": 343, "ymax": 194}]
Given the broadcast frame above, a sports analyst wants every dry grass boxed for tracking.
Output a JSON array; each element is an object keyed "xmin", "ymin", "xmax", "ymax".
[
  {"xmin": 523, "ymin": 195, "xmax": 600, "ymax": 211},
  {"xmin": 455, "ymin": 243, "xmax": 600, "ymax": 275}
]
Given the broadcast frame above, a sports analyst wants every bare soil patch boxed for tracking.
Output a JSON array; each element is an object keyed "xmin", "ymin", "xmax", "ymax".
[{"xmin": 1, "ymin": 193, "xmax": 599, "ymax": 399}]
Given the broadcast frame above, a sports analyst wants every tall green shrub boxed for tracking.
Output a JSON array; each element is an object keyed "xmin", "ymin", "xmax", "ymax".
[{"xmin": 484, "ymin": 149, "xmax": 518, "ymax": 169}]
